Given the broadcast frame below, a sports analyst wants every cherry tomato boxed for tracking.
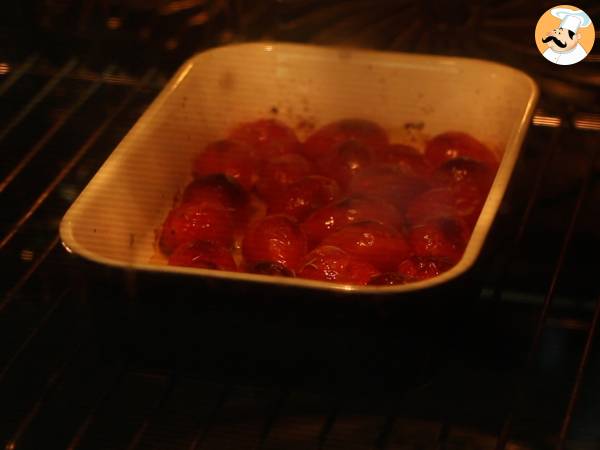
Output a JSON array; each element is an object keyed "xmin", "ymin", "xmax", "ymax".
[
  {"xmin": 182, "ymin": 174, "xmax": 249, "ymax": 210},
  {"xmin": 160, "ymin": 203, "xmax": 235, "ymax": 254},
  {"xmin": 229, "ymin": 119, "xmax": 300, "ymax": 160},
  {"xmin": 349, "ymin": 164, "xmax": 429, "ymax": 211},
  {"xmin": 378, "ymin": 144, "xmax": 431, "ymax": 177},
  {"xmin": 368, "ymin": 272, "xmax": 407, "ymax": 286},
  {"xmin": 168, "ymin": 240, "xmax": 237, "ymax": 271},
  {"xmin": 405, "ymin": 186, "xmax": 484, "ymax": 230},
  {"xmin": 322, "ymin": 221, "xmax": 411, "ymax": 271},
  {"xmin": 255, "ymin": 153, "xmax": 314, "ymax": 201},
  {"xmin": 298, "ymin": 245, "xmax": 379, "ymax": 285},
  {"xmin": 249, "ymin": 261, "xmax": 295, "ymax": 277},
  {"xmin": 193, "ymin": 140, "xmax": 257, "ymax": 190},
  {"xmin": 397, "ymin": 255, "xmax": 454, "ymax": 281},
  {"xmin": 432, "ymin": 157, "xmax": 495, "ymax": 194},
  {"xmin": 425, "ymin": 131, "xmax": 498, "ymax": 169},
  {"xmin": 317, "ymin": 140, "xmax": 374, "ymax": 188},
  {"xmin": 303, "ymin": 119, "xmax": 389, "ymax": 162},
  {"xmin": 301, "ymin": 196, "xmax": 404, "ymax": 246},
  {"xmin": 268, "ymin": 175, "xmax": 341, "ymax": 221},
  {"xmin": 242, "ymin": 214, "xmax": 308, "ymax": 271},
  {"xmin": 409, "ymin": 218, "xmax": 466, "ymax": 263}
]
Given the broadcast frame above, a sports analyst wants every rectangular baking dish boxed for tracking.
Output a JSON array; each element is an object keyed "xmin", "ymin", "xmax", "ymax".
[{"xmin": 60, "ymin": 42, "xmax": 538, "ymax": 294}]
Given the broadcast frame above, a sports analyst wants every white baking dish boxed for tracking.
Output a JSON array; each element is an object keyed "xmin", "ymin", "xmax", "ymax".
[{"xmin": 60, "ymin": 42, "xmax": 538, "ymax": 294}]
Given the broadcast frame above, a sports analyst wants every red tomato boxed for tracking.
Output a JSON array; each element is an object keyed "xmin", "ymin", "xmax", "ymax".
[
  {"xmin": 378, "ymin": 144, "xmax": 431, "ymax": 177},
  {"xmin": 432, "ymin": 157, "xmax": 495, "ymax": 194},
  {"xmin": 405, "ymin": 186, "xmax": 484, "ymax": 230},
  {"xmin": 409, "ymin": 218, "xmax": 466, "ymax": 263},
  {"xmin": 248, "ymin": 261, "xmax": 295, "ymax": 277},
  {"xmin": 368, "ymin": 272, "xmax": 407, "ymax": 286},
  {"xmin": 242, "ymin": 215, "xmax": 308, "ymax": 272},
  {"xmin": 160, "ymin": 203, "xmax": 235, "ymax": 254},
  {"xmin": 298, "ymin": 245, "xmax": 379, "ymax": 285},
  {"xmin": 322, "ymin": 221, "xmax": 411, "ymax": 271},
  {"xmin": 317, "ymin": 140, "xmax": 374, "ymax": 188},
  {"xmin": 303, "ymin": 119, "xmax": 389, "ymax": 162},
  {"xmin": 268, "ymin": 175, "xmax": 341, "ymax": 221},
  {"xmin": 349, "ymin": 164, "xmax": 429, "ymax": 211},
  {"xmin": 255, "ymin": 153, "xmax": 314, "ymax": 201},
  {"xmin": 301, "ymin": 196, "xmax": 404, "ymax": 246},
  {"xmin": 168, "ymin": 240, "xmax": 237, "ymax": 271},
  {"xmin": 229, "ymin": 119, "xmax": 300, "ymax": 160},
  {"xmin": 182, "ymin": 174, "xmax": 249, "ymax": 211},
  {"xmin": 425, "ymin": 131, "xmax": 498, "ymax": 169},
  {"xmin": 193, "ymin": 140, "xmax": 257, "ymax": 190},
  {"xmin": 397, "ymin": 255, "xmax": 454, "ymax": 281}
]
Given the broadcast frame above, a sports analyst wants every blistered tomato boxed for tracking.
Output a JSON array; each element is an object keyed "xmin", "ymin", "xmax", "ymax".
[
  {"xmin": 432, "ymin": 157, "xmax": 495, "ymax": 193},
  {"xmin": 229, "ymin": 119, "xmax": 300, "ymax": 160},
  {"xmin": 303, "ymin": 119, "xmax": 389, "ymax": 162},
  {"xmin": 242, "ymin": 214, "xmax": 307, "ymax": 272},
  {"xmin": 255, "ymin": 153, "xmax": 313, "ymax": 201},
  {"xmin": 368, "ymin": 272, "xmax": 407, "ymax": 286},
  {"xmin": 322, "ymin": 221, "xmax": 411, "ymax": 271},
  {"xmin": 298, "ymin": 245, "xmax": 379, "ymax": 285},
  {"xmin": 160, "ymin": 203, "xmax": 235, "ymax": 254},
  {"xmin": 397, "ymin": 255, "xmax": 454, "ymax": 281},
  {"xmin": 425, "ymin": 131, "xmax": 498, "ymax": 169},
  {"xmin": 168, "ymin": 240, "xmax": 237, "ymax": 271},
  {"xmin": 193, "ymin": 140, "xmax": 257, "ymax": 190},
  {"xmin": 182, "ymin": 174, "xmax": 249, "ymax": 211},
  {"xmin": 408, "ymin": 218, "xmax": 467, "ymax": 263},
  {"xmin": 317, "ymin": 140, "xmax": 374, "ymax": 188},
  {"xmin": 301, "ymin": 196, "xmax": 404, "ymax": 246},
  {"xmin": 350, "ymin": 164, "xmax": 429, "ymax": 211},
  {"xmin": 377, "ymin": 144, "xmax": 431, "ymax": 177},
  {"xmin": 268, "ymin": 175, "xmax": 341, "ymax": 221},
  {"xmin": 249, "ymin": 261, "xmax": 295, "ymax": 277},
  {"xmin": 405, "ymin": 186, "xmax": 484, "ymax": 230}
]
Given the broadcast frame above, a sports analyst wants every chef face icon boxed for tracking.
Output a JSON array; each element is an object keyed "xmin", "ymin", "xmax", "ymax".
[{"xmin": 535, "ymin": 5, "xmax": 595, "ymax": 66}]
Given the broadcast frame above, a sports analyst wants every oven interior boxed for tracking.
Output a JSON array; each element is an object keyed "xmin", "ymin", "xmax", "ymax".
[{"xmin": 1, "ymin": 1, "xmax": 599, "ymax": 449}]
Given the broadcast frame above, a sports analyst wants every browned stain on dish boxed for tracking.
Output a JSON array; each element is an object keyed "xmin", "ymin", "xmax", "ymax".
[{"xmin": 219, "ymin": 72, "xmax": 234, "ymax": 90}]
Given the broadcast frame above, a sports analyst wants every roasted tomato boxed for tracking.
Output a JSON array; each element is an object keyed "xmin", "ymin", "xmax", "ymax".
[
  {"xmin": 301, "ymin": 196, "xmax": 404, "ymax": 246},
  {"xmin": 425, "ymin": 131, "xmax": 498, "ymax": 169},
  {"xmin": 303, "ymin": 119, "xmax": 389, "ymax": 162},
  {"xmin": 432, "ymin": 157, "xmax": 495, "ymax": 193},
  {"xmin": 368, "ymin": 272, "xmax": 407, "ymax": 286},
  {"xmin": 160, "ymin": 203, "xmax": 235, "ymax": 254},
  {"xmin": 397, "ymin": 255, "xmax": 454, "ymax": 281},
  {"xmin": 317, "ymin": 140, "xmax": 374, "ymax": 188},
  {"xmin": 182, "ymin": 174, "xmax": 249, "ymax": 211},
  {"xmin": 349, "ymin": 164, "xmax": 429, "ymax": 211},
  {"xmin": 377, "ymin": 144, "xmax": 431, "ymax": 177},
  {"xmin": 405, "ymin": 186, "xmax": 484, "ymax": 230},
  {"xmin": 168, "ymin": 240, "xmax": 237, "ymax": 271},
  {"xmin": 409, "ymin": 218, "xmax": 466, "ymax": 263},
  {"xmin": 268, "ymin": 175, "xmax": 341, "ymax": 221},
  {"xmin": 322, "ymin": 221, "xmax": 411, "ymax": 271},
  {"xmin": 242, "ymin": 215, "xmax": 307, "ymax": 271},
  {"xmin": 249, "ymin": 261, "xmax": 295, "ymax": 277},
  {"xmin": 298, "ymin": 245, "xmax": 379, "ymax": 285},
  {"xmin": 229, "ymin": 119, "xmax": 300, "ymax": 160},
  {"xmin": 255, "ymin": 153, "xmax": 314, "ymax": 201},
  {"xmin": 193, "ymin": 140, "xmax": 257, "ymax": 190}
]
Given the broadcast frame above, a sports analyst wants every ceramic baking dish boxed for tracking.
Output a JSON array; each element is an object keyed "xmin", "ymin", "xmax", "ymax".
[{"xmin": 60, "ymin": 42, "xmax": 538, "ymax": 294}]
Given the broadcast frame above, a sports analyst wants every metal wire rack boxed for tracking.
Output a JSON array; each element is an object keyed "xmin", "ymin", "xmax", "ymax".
[{"xmin": 1, "ymin": 1, "xmax": 599, "ymax": 449}]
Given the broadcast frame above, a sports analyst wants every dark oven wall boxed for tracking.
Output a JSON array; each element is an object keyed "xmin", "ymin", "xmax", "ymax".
[{"xmin": 0, "ymin": 1, "xmax": 599, "ymax": 450}]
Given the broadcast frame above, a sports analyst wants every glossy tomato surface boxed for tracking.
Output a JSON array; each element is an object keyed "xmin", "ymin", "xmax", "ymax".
[
  {"xmin": 268, "ymin": 175, "xmax": 341, "ymax": 221},
  {"xmin": 408, "ymin": 218, "xmax": 466, "ymax": 263},
  {"xmin": 160, "ymin": 203, "xmax": 235, "ymax": 254},
  {"xmin": 242, "ymin": 214, "xmax": 308, "ymax": 272},
  {"xmin": 255, "ymin": 153, "xmax": 314, "ymax": 201},
  {"xmin": 230, "ymin": 119, "xmax": 300, "ymax": 160},
  {"xmin": 322, "ymin": 221, "xmax": 411, "ymax": 271},
  {"xmin": 425, "ymin": 131, "xmax": 498, "ymax": 169},
  {"xmin": 298, "ymin": 245, "xmax": 379, "ymax": 285},
  {"xmin": 397, "ymin": 255, "xmax": 454, "ymax": 281},
  {"xmin": 182, "ymin": 174, "xmax": 248, "ymax": 211},
  {"xmin": 193, "ymin": 140, "xmax": 257, "ymax": 190}
]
